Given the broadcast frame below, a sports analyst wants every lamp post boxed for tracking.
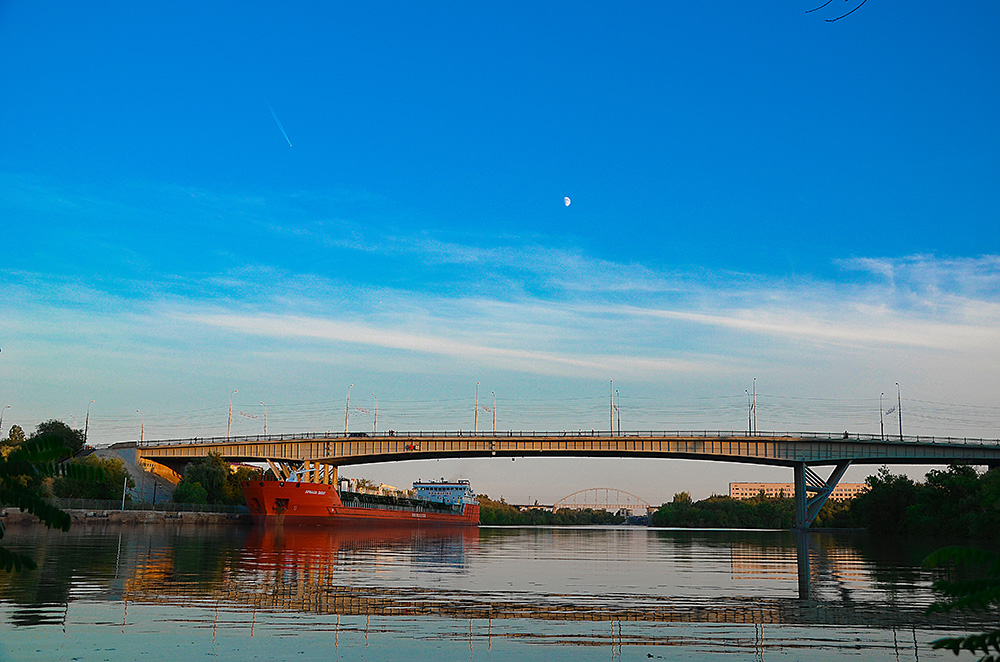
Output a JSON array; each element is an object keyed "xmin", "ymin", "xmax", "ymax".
[
  {"xmin": 474, "ymin": 382, "xmax": 480, "ymax": 434},
  {"xmin": 896, "ymin": 382, "xmax": 903, "ymax": 441},
  {"xmin": 609, "ymin": 380, "xmax": 614, "ymax": 435},
  {"xmin": 752, "ymin": 377, "xmax": 757, "ymax": 436},
  {"xmin": 85, "ymin": 400, "xmax": 95, "ymax": 445},
  {"xmin": 345, "ymin": 384, "xmax": 353, "ymax": 434},
  {"xmin": 260, "ymin": 401, "xmax": 267, "ymax": 437},
  {"xmin": 0, "ymin": 404, "xmax": 9, "ymax": 434},
  {"xmin": 371, "ymin": 393, "xmax": 378, "ymax": 435},
  {"xmin": 745, "ymin": 390, "xmax": 752, "ymax": 436},
  {"xmin": 879, "ymin": 392, "xmax": 885, "ymax": 441},
  {"xmin": 491, "ymin": 391, "xmax": 496, "ymax": 434},
  {"xmin": 615, "ymin": 389, "xmax": 620, "ymax": 437},
  {"xmin": 227, "ymin": 389, "xmax": 238, "ymax": 438},
  {"xmin": 136, "ymin": 409, "xmax": 144, "ymax": 444}
]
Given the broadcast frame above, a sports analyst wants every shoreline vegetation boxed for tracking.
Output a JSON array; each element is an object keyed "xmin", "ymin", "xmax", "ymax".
[
  {"xmin": 2, "ymin": 462, "xmax": 997, "ymax": 538},
  {"xmin": 479, "ymin": 464, "xmax": 1000, "ymax": 536},
  {"xmin": 648, "ymin": 464, "xmax": 1000, "ymax": 537}
]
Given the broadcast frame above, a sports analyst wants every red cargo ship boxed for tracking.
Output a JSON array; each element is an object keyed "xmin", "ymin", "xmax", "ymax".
[{"xmin": 242, "ymin": 478, "xmax": 480, "ymax": 526}]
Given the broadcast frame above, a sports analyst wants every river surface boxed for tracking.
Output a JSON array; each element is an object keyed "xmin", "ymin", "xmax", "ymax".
[{"xmin": 0, "ymin": 523, "xmax": 989, "ymax": 661}]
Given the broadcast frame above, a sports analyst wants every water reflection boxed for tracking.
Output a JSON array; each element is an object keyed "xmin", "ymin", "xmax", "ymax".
[
  {"xmin": 245, "ymin": 523, "xmax": 477, "ymax": 573},
  {"xmin": 0, "ymin": 524, "xmax": 991, "ymax": 635}
]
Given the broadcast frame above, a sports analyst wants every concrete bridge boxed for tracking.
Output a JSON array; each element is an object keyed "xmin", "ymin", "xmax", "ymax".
[{"xmin": 124, "ymin": 428, "xmax": 1000, "ymax": 529}]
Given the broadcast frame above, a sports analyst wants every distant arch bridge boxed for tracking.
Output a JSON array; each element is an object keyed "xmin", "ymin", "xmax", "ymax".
[
  {"xmin": 125, "ymin": 428, "xmax": 1000, "ymax": 529},
  {"xmin": 553, "ymin": 488, "xmax": 650, "ymax": 514}
]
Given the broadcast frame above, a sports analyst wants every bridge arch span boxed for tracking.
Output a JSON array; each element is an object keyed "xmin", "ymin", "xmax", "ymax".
[{"xmin": 553, "ymin": 487, "xmax": 650, "ymax": 513}]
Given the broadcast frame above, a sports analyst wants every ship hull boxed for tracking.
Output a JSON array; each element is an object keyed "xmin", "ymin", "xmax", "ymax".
[{"xmin": 242, "ymin": 480, "xmax": 480, "ymax": 527}]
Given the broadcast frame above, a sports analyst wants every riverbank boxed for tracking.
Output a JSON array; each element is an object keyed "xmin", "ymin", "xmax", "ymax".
[{"xmin": 2, "ymin": 507, "xmax": 252, "ymax": 526}]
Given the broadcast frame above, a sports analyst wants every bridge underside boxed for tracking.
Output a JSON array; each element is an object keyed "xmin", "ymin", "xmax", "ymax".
[{"xmin": 133, "ymin": 432, "xmax": 1000, "ymax": 530}]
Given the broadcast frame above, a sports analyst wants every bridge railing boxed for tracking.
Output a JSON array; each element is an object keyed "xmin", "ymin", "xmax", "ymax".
[{"xmin": 129, "ymin": 429, "xmax": 1000, "ymax": 448}]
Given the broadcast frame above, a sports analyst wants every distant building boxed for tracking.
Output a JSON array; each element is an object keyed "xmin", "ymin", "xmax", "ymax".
[{"xmin": 729, "ymin": 482, "xmax": 869, "ymax": 500}]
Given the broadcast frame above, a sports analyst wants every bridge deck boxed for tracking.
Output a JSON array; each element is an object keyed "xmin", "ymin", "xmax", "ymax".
[{"xmin": 132, "ymin": 430, "xmax": 1000, "ymax": 471}]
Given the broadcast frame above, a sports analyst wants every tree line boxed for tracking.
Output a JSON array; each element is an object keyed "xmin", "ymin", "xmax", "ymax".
[
  {"xmin": 2, "ymin": 420, "xmax": 134, "ymax": 503},
  {"xmin": 650, "ymin": 464, "xmax": 1000, "ymax": 536},
  {"xmin": 476, "ymin": 495, "xmax": 626, "ymax": 526},
  {"xmin": 1, "ymin": 420, "xmax": 108, "ymax": 570}
]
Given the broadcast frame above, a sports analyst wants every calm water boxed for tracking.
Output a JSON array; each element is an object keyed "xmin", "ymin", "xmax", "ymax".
[{"xmin": 0, "ymin": 523, "xmax": 988, "ymax": 661}]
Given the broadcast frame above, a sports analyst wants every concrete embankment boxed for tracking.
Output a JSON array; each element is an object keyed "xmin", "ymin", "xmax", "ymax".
[{"xmin": 2, "ymin": 508, "xmax": 251, "ymax": 526}]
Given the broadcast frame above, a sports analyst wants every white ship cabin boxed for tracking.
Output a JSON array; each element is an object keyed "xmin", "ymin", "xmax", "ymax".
[
  {"xmin": 336, "ymin": 477, "xmax": 412, "ymax": 498},
  {"xmin": 412, "ymin": 479, "xmax": 477, "ymax": 505}
]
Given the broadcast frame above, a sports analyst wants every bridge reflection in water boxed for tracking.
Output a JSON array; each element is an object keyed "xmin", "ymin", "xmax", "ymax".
[
  {"xmin": 112, "ymin": 525, "xmax": 979, "ymax": 632},
  {"xmin": 3, "ymin": 523, "xmax": 986, "ymax": 659}
]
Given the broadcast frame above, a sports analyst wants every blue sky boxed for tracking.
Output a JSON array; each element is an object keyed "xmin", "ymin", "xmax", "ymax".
[{"xmin": 2, "ymin": 2, "xmax": 999, "ymax": 501}]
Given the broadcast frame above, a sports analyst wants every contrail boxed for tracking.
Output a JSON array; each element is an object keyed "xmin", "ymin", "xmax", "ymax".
[{"xmin": 267, "ymin": 103, "xmax": 293, "ymax": 147}]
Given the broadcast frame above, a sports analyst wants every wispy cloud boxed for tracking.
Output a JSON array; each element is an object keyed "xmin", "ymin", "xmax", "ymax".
[
  {"xmin": 611, "ymin": 304, "xmax": 1000, "ymax": 351},
  {"xmin": 176, "ymin": 310, "xmax": 712, "ymax": 378},
  {"xmin": 7, "ymin": 249, "xmax": 1000, "ymax": 384},
  {"xmin": 837, "ymin": 254, "xmax": 1000, "ymax": 303},
  {"xmin": 5, "ymin": 173, "xmax": 1000, "ymax": 386}
]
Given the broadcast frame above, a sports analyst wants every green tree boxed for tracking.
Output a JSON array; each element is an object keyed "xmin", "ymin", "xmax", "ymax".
[
  {"xmin": 849, "ymin": 466, "xmax": 917, "ymax": 534},
  {"xmin": 5, "ymin": 424, "xmax": 25, "ymax": 445},
  {"xmin": 29, "ymin": 420, "xmax": 85, "ymax": 456},
  {"xmin": 52, "ymin": 455, "xmax": 134, "ymax": 500},
  {"xmin": 848, "ymin": 465, "xmax": 1000, "ymax": 538},
  {"xmin": 181, "ymin": 453, "xmax": 229, "ymax": 503},
  {"xmin": 173, "ymin": 453, "xmax": 257, "ymax": 505},
  {"xmin": 650, "ymin": 493, "xmax": 796, "ymax": 528},
  {"xmin": 226, "ymin": 465, "xmax": 259, "ymax": 504},
  {"xmin": 173, "ymin": 481, "xmax": 208, "ymax": 505},
  {"xmin": 1, "ymin": 425, "xmax": 26, "ymax": 459},
  {"xmin": 1, "ymin": 434, "xmax": 101, "ymax": 571},
  {"xmin": 476, "ymin": 494, "xmax": 624, "ymax": 526},
  {"xmin": 814, "ymin": 497, "xmax": 853, "ymax": 528}
]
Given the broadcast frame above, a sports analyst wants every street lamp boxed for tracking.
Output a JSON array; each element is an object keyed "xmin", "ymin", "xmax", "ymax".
[
  {"xmin": 370, "ymin": 393, "xmax": 378, "ymax": 435},
  {"xmin": 745, "ymin": 390, "xmax": 752, "ymax": 436},
  {"xmin": 491, "ymin": 391, "xmax": 496, "ymax": 434},
  {"xmin": 752, "ymin": 377, "xmax": 757, "ymax": 436},
  {"xmin": 0, "ymin": 404, "xmax": 9, "ymax": 434},
  {"xmin": 615, "ymin": 389, "xmax": 620, "ymax": 437},
  {"xmin": 896, "ymin": 382, "xmax": 903, "ymax": 441},
  {"xmin": 227, "ymin": 389, "xmax": 238, "ymax": 438},
  {"xmin": 85, "ymin": 400, "xmax": 95, "ymax": 445},
  {"xmin": 345, "ymin": 384, "xmax": 353, "ymax": 434},
  {"xmin": 474, "ymin": 382, "xmax": 480, "ymax": 434},
  {"xmin": 879, "ymin": 392, "xmax": 885, "ymax": 441},
  {"xmin": 136, "ymin": 409, "xmax": 144, "ymax": 444},
  {"xmin": 260, "ymin": 401, "xmax": 267, "ymax": 437},
  {"xmin": 609, "ymin": 380, "xmax": 614, "ymax": 434}
]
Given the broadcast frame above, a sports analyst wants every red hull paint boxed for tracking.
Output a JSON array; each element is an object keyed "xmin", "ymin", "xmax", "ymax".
[{"xmin": 242, "ymin": 480, "xmax": 480, "ymax": 527}]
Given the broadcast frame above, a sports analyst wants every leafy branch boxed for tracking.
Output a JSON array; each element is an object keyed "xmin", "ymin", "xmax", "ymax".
[
  {"xmin": 1, "ymin": 433, "xmax": 103, "ymax": 571},
  {"xmin": 806, "ymin": 0, "xmax": 869, "ymax": 22},
  {"xmin": 924, "ymin": 547, "xmax": 1000, "ymax": 661}
]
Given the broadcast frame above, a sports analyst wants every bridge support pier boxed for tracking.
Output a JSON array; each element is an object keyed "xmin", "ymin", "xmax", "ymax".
[{"xmin": 793, "ymin": 461, "xmax": 851, "ymax": 530}]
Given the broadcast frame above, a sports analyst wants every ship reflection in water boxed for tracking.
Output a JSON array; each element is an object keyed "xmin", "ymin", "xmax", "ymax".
[
  {"xmin": 0, "ymin": 525, "xmax": 990, "ymax": 660},
  {"xmin": 246, "ymin": 523, "xmax": 478, "ymax": 574}
]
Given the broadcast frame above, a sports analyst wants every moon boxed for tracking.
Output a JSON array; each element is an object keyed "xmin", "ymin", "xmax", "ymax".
[{"xmin": 564, "ymin": 197, "xmax": 571, "ymax": 207}]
